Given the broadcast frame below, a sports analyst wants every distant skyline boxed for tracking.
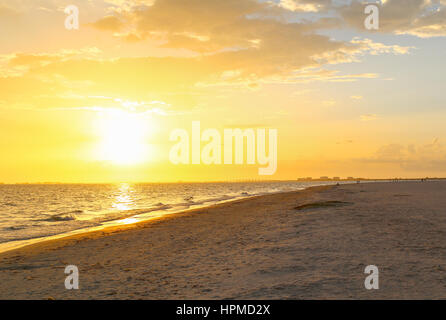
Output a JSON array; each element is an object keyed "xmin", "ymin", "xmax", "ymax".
[{"xmin": 1, "ymin": 0, "xmax": 446, "ymax": 183}]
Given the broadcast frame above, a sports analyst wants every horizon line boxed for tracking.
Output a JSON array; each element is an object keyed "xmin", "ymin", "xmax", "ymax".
[{"xmin": 1, "ymin": 177, "xmax": 443, "ymax": 185}]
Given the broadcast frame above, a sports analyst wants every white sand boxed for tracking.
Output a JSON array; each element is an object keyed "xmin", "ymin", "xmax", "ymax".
[{"xmin": 0, "ymin": 181, "xmax": 445, "ymax": 299}]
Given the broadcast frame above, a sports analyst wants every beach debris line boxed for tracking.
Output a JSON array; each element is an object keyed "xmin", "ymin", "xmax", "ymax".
[{"xmin": 294, "ymin": 201, "xmax": 352, "ymax": 210}]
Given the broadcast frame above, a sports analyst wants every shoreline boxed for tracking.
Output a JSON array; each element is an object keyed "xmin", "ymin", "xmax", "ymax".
[
  {"xmin": 0, "ymin": 184, "xmax": 336, "ymax": 258},
  {"xmin": 0, "ymin": 182, "xmax": 348, "ymax": 256},
  {"xmin": 1, "ymin": 180, "xmax": 445, "ymax": 299}
]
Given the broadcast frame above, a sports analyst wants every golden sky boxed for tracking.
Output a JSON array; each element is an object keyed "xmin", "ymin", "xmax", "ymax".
[{"xmin": 1, "ymin": 0, "xmax": 446, "ymax": 183}]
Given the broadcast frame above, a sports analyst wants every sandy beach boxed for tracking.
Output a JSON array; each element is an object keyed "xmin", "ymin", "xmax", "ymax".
[{"xmin": 0, "ymin": 181, "xmax": 445, "ymax": 299}]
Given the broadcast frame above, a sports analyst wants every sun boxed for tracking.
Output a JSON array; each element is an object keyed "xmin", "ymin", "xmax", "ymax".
[{"xmin": 96, "ymin": 109, "xmax": 151, "ymax": 165}]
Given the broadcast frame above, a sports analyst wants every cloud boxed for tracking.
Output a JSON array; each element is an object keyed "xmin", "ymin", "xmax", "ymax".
[
  {"xmin": 313, "ymin": 37, "xmax": 413, "ymax": 66},
  {"xmin": 0, "ymin": 4, "xmax": 20, "ymax": 18},
  {"xmin": 360, "ymin": 139, "xmax": 446, "ymax": 172},
  {"xmin": 89, "ymin": 15, "xmax": 124, "ymax": 31},
  {"xmin": 93, "ymin": 0, "xmax": 412, "ymax": 67},
  {"xmin": 290, "ymin": 67, "xmax": 379, "ymax": 83},
  {"xmin": 360, "ymin": 114, "xmax": 378, "ymax": 121},
  {"xmin": 275, "ymin": 0, "xmax": 329, "ymax": 12},
  {"xmin": 322, "ymin": 99, "xmax": 336, "ymax": 106},
  {"xmin": 104, "ymin": 0, "xmax": 156, "ymax": 11},
  {"xmin": 0, "ymin": 48, "xmax": 102, "ymax": 77},
  {"xmin": 0, "ymin": 0, "xmax": 415, "ymax": 112}
]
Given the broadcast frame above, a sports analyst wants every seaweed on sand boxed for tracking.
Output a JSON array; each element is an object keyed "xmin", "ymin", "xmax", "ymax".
[{"xmin": 294, "ymin": 201, "xmax": 352, "ymax": 210}]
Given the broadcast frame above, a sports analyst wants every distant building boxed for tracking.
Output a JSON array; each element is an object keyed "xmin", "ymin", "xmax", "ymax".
[
  {"xmin": 320, "ymin": 176, "xmax": 329, "ymax": 180},
  {"xmin": 347, "ymin": 177, "xmax": 355, "ymax": 180},
  {"xmin": 333, "ymin": 177, "xmax": 340, "ymax": 181}
]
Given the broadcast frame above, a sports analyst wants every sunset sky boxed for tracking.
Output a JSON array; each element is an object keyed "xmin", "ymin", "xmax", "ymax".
[{"xmin": 1, "ymin": 0, "xmax": 445, "ymax": 183}]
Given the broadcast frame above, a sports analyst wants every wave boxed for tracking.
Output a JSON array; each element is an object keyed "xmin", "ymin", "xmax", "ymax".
[
  {"xmin": 153, "ymin": 202, "xmax": 165, "ymax": 206},
  {"xmin": 42, "ymin": 214, "xmax": 77, "ymax": 222},
  {"xmin": 39, "ymin": 211, "xmax": 81, "ymax": 222},
  {"xmin": 29, "ymin": 190, "xmax": 282, "ymax": 226},
  {"xmin": 3, "ymin": 202, "xmax": 17, "ymax": 207},
  {"xmin": 4, "ymin": 225, "xmax": 26, "ymax": 231}
]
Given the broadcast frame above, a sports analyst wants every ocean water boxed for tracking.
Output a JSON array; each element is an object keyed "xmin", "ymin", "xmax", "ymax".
[{"xmin": 0, "ymin": 181, "xmax": 352, "ymax": 251}]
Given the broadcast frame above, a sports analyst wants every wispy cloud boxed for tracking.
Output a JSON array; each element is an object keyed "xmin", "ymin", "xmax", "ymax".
[{"xmin": 360, "ymin": 114, "xmax": 378, "ymax": 121}]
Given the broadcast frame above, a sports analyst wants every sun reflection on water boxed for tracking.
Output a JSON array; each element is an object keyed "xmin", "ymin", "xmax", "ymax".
[
  {"xmin": 112, "ymin": 183, "xmax": 135, "ymax": 211},
  {"xmin": 118, "ymin": 217, "xmax": 140, "ymax": 225}
]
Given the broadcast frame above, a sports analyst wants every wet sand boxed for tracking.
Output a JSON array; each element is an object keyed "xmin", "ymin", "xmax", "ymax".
[{"xmin": 0, "ymin": 181, "xmax": 445, "ymax": 299}]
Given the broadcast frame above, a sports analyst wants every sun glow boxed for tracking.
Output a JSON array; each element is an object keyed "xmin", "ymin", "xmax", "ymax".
[{"xmin": 96, "ymin": 109, "xmax": 152, "ymax": 165}]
